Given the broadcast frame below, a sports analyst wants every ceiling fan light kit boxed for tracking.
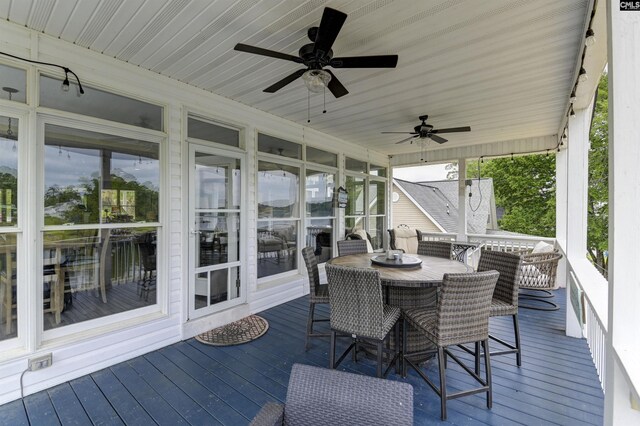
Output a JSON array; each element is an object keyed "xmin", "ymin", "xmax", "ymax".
[{"xmin": 302, "ymin": 69, "xmax": 331, "ymax": 93}]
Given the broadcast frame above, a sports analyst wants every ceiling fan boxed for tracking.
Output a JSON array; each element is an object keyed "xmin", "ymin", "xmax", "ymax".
[
  {"xmin": 382, "ymin": 115, "xmax": 471, "ymax": 144},
  {"xmin": 234, "ymin": 7, "xmax": 398, "ymax": 98}
]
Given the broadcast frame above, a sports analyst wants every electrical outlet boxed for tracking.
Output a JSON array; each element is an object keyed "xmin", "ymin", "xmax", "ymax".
[{"xmin": 28, "ymin": 353, "xmax": 53, "ymax": 371}]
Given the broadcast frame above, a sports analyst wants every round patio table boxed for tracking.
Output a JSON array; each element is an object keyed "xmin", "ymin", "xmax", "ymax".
[{"xmin": 327, "ymin": 253, "xmax": 472, "ymax": 362}]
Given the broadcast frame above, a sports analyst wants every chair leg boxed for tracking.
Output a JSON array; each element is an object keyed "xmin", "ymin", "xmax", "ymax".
[
  {"xmin": 402, "ymin": 317, "xmax": 408, "ymax": 377},
  {"xmin": 474, "ymin": 341, "xmax": 481, "ymax": 374},
  {"xmin": 376, "ymin": 340, "xmax": 383, "ymax": 378},
  {"xmin": 329, "ymin": 330, "xmax": 336, "ymax": 369},
  {"xmin": 438, "ymin": 346, "xmax": 447, "ymax": 421},
  {"xmin": 394, "ymin": 320, "xmax": 400, "ymax": 374},
  {"xmin": 483, "ymin": 339, "xmax": 493, "ymax": 409},
  {"xmin": 305, "ymin": 302, "xmax": 315, "ymax": 351},
  {"xmin": 513, "ymin": 314, "xmax": 522, "ymax": 367}
]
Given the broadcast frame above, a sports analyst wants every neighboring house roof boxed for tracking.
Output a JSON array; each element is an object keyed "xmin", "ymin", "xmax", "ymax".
[{"xmin": 393, "ymin": 178, "xmax": 496, "ymax": 234}]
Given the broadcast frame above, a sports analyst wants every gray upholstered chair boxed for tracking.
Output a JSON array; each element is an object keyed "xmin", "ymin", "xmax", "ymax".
[
  {"xmin": 250, "ymin": 363, "xmax": 413, "ymax": 426},
  {"xmin": 388, "ymin": 226, "xmax": 419, "ymax": 253},
  {"xmin": 402, "ymin": 270, "xmax": 500, "ymax": 420},
  {"xmin": 325, "ymin": 264, "xmax": 401, "ymax": 378},
  {"xmin": 476, "ymin": 249, "xmax": 523, "ymax": 368},
  {"xmin": 417, "ymin": 240, "xmax": 452, "ymax": 259},
  {"xmin": 336, "ymin": 239, "xmax": 367, "ymax": 256},
  {"xmin": 301, "ymin": 247, "xmax": 330, "ymax": 351}
]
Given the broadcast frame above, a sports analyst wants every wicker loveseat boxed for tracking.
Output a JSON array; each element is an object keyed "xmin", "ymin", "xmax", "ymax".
[{"xmin": 250, "ymin": 364, "xmax": 413, "ymax": 426}]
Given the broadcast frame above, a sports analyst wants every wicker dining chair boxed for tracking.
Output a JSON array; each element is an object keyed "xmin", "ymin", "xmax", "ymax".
[
  {"xmin": 474, "ymin": 249, "xmax": 523, "ymax": 369},
  {"xmin": 336, "ymin": 239, "xmax": 368, "ymax": 256},
  {"xmin": 402, "ymin": 270, "xmax": 499, "ymax": 420},
  {"xmin": 417, "ymin": 240, "xmax": 452, "ymax": 259},
  {"xmin": 325, "ymin": 264, "xmax": 401, "ymax": 378},
  {"xmin": 301, "ymin": 247, "xmax": 330, "ymax": 351}
]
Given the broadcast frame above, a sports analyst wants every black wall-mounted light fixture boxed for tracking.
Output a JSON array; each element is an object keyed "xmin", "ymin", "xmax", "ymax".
[{"xmin": 0, "ymin": 51, "xmax": 84, "ymax": 95}]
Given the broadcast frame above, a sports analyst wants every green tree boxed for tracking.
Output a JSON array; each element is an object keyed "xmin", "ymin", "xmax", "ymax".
[
  {"xmin": 467, "ymin": 155, "xmax": 556, "ymax": 237},
  {"xmin": 587, "ymin": 74, "xmax": 608, "ymax": 273}
]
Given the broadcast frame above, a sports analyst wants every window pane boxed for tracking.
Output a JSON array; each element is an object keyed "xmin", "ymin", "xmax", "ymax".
[
  {"xmin": 306, "ymin": 170, "xmax": 334, "ymax": 217},
  {"xmin": 195, "ymin": 153, "xmax": 240, "ymax": 210},
  {"xmin": 345, "ymin": 157, "xmax": 367, "ymax": 173},
  {"xmin": 258, "ymin": 134, "xmax": 301, "ymax": 159},
  {"xmin": 306, "ymin": 146, "xmax": 337, "ymax": 167},
  {"xmin": 40, "ymin": 75, "xmax": 163, "ymax": 131},
  {"xmin": 345, "ymin": 217, "xmax": 365, "ymax": 234},
  {"xmin": 0, "ymin": 233, "xmax": 17, "ymax": 340},
  {"xmin": 197, "ymin": 212, "xmax": 239, "ymax": 267},
  {"xmin": 369, "ymin": 216, "xmax": 385, "ymax": 250},
  {"xmin": 258, "ymin": 161, "xmax": 299, "ymax": 218},
  {"xmin": 345, "ymin": 176, "xmax": 365, "ymax": 216},
  {"xmin": 0, "ymin": 66, "xmax": 26, "ymax": 103},
  {"xmin": 188, "ymin": 117, "xmax": 239, "ymax": 148},
  {"xmin": 370, "ymin": 164, "xmax": 387, "ymax": 177},
  {"xmin": 306, "ymin": 218, "xmax": 333, "ymax": 263},
  {"xmin": 0, "ymin": 116, "xmax": 18, "ymax": 227},
  {"xmin": 42, "ymin": 228, "xmax": 157, "ymax": 331},
  {"xmin": 369, "ymin": 180, "xmax": 386, "ymax": 215},
  {"xmin": 257, "ymin": 220, "xmax": 297, "ymax": 278},
  {"xmin": 44, "ymin": 125, "xmax": 160, "ymax": 225},
  {"xmin": 194, "ymin": 266, "xmax": 241, "ymax": 310}
]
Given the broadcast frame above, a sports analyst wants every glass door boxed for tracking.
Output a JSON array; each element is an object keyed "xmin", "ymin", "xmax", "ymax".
[{"xmin": 188, "ymin": 144, "xmax": 244, "ymax": 319}]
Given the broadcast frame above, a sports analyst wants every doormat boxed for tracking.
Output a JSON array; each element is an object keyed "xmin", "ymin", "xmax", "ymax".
[{"xmin": 195, "ymin": 315, "xmax": 269, "ymax": 346}]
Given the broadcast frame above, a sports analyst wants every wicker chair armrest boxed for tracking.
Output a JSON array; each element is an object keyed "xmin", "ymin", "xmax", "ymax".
[
  {"xmin": 250, "ymin": 402, "xmax": 284, "ymax": 426},
  {"xmin": 521, "ymin": 252, "xmax": 562, "ymax": 265}
]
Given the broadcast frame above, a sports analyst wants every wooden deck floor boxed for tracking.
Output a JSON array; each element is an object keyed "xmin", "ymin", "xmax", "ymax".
[{"xmin": 0, "ymin": 290, "xmax": 603, "ymax": 425}]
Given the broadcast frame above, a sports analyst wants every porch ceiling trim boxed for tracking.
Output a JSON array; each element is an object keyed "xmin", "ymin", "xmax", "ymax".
[{"xmin": 390, "ymin": 135, "xmax": 558, "ymax": 167}]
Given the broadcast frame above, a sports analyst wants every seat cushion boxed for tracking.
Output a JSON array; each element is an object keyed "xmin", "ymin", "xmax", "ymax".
[
  {"xmin": 403, "ymin": 307, "xmax": 438, "ymax": 342},
  {"xmin": 393, "ymin": 228, "xmax": 418, "ymax": 254},
  {"xmin": 353, "ymin": 228, "xmax": 374, "ymax": 253},
  {"xmin": 532, "ymin": 241, "xmax": 555, "ymax": 254}
]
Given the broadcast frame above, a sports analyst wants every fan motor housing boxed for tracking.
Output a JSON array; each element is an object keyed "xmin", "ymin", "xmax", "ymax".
[{"xmin": 299, "ymin": 43, "xmax": 332, "ymax": 67}]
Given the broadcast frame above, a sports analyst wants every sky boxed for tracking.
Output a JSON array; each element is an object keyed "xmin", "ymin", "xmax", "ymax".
[{"xmin": 392, "ymin": 163, "xmax": 452, "ymax": 182}]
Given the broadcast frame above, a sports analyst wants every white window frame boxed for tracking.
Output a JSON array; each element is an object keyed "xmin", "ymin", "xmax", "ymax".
[{"xmin": 304, "ymin": 163, "xmax": 338, "ymax": 264}]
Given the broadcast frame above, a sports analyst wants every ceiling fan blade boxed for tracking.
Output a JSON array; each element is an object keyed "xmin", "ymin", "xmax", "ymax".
[
  {"xmin": 324, "ymin": 70, "xmax": 349, "ymax": 98},
  {"xmin": 431, "ymin": 126, "xmax": 471, "ymax": 134},
  {"xmin": 263, "ymin": 69, "xmax": 307, "ymax": 93},
  {"xmin": 330, "ymin": 55, "xmax": 398, "ymax": 68},
  {"xmin": 234, "ymin": 43, "xmax": 303, "ymax": 63},
  {"xmin": 396, "ymin": 135, "xmax": 419, "ymax": 144},
  {"xmin": 313, "ymin": 8, "xmax": 347, "ymax": 57},
  {"xmin": 429, "ymin": 134, "xmax": 448, "ymax": 144},
  {"xmin": 381, "ymin": 132, "xmax": 417, "ymax": 134}
]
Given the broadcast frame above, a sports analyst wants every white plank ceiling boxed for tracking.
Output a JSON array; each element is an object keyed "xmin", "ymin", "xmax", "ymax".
[{"xmin": 0, "ymin": 0, "xmax": 591, "ymax": 156}]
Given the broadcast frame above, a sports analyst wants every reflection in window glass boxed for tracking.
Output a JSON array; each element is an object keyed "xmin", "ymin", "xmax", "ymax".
[
  {"xmin": 346, "ymin": 157, "xmax": 367, "ymax": 173},
  {"xmin": 197, "ymin": 212, "xmax": 240, "ymax": 267},
  {"xmin": 345, "ymin": 176, "xmax": 365, "ymax": 216},
  {"xmin": 306, "ymin": 218, "xmax": 333, "ymax": 263},
  {"xmin": 306, "ymin": 146, "xmax": 337, "ymax": 167},
  {"xmin": 258, "ymin": 161, "xmax": 299, "ymax": 218},
  {"xmin": 44, "ymin": 125, "xmax": 159, "ymax": 225},
  {"xmin": 258, "ymin": 134, "xmax": 301, "ymax": 159},
  {"xmin": 368, "ymin": 216, "xmax": 384, "ymax": 250},
  {"xmin": 195, "ymin": 154, "xmax": 240, "ymax": 209},
  {"xmin": 370, "ymin": 164, "xmax": 387, "ymax": 177},
  {"xmin": 369, "ymin": 180, "xmax": 386, "ymax": 215},
  {"xmin": 0, "ymin": 233, "xmax": 17, "ymax": 340},
  {"xmin": 306, "ymin": 170, "xmax": 334, "ymax": 217},
  {"xmin": 0, "ymin": 116, "xmax": 18, "ymax": 227},
  {"xmin": 42, "ymin": 228, "xmax": 157, "ymax": 331},
  {"xmin": 257, "ymin": 220, "xmax": 298, "ymax": 278},
  {"xmin": 0, "ymin": 66, "xmax": 27, "ymax": 103},
  {"xmin": 40, "ymin": 75, "xmax": 163, "ymax": 130},
  {"xmin": 194, "ymin": 266, "xmax": 241, "ymax": 310},
  {"xmin": 188, "ymin": 116, "xmax": 239, "ymax": 148}
]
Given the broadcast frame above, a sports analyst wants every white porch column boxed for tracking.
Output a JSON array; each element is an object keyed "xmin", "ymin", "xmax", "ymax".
[
  {"xmin": 565, "ymin": 107, "xmax": 590, "ymax": 338},
  {"xmin": 457, "ymin": 158, "xmax": 467, "ymax": 241},
  {"xmin": 605, "ymin": 1, "xmax": 640, "ymax": 424},
  {"xmin": 554, "ymin": 146, "xmax": 568, "ymax": 290}
]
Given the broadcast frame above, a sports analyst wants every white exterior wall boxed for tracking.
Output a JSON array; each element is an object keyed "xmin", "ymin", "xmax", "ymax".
[{"xmin": 0, "ymin": 20, "xmax": 389, "ymax": 403}]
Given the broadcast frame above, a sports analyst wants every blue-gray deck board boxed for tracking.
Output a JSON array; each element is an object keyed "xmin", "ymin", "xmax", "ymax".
[{"xmin": 0, "ymin": 290, "xmax": 604, "ymax": 425}]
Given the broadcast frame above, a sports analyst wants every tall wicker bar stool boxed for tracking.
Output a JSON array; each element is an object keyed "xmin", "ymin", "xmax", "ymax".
[
  {"xmin": 417, "ymin": 240, "xmax": 452, "ymax": 259},
  {"xmin": 301, "ymin": 247, "xmax": 330, "ymax": 351},
  {"xmin": 336, "ymin": 239, "xmax": 368, "ymax": 256},
  {"xmin": 325, "ymin": 264, "xmax": 401, "ymax": 378},
  {"xmin": 402, "ymin": 270, "xmax": 499, "ymax": 420}
]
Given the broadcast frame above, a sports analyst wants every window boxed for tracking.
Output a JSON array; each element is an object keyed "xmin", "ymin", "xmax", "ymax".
[
  {"xmin": 0, "ymin": 115, "xmax": 19, "ymax": 341},
  {"xmin": 257, "ymin": 160, "xmax": 299, "ymax": 278},
  {"xmin": 42, "ymin": 124, "xmax": 160, "ymax": 331},
  {"xmin": 306, "ymin": 170, "xmax": 335, "ymax": 263},
  {"xmin": 188, "ymin": 116, "xmax": 240, "ymax": 148},
  {"xmin": 258, "ymin": 134, "xmax": 301, "ymax": 159},
  {"xmin": 306, "ymin": 146, "xmax": 337, "ymax": 167},
  {"xmin": 39, "ymin": 75, "xmax": 164, "ymax": 131},
  {"xmin": 345, "ymin": 160, "xmax": 387, "ymax": 250},
  {"xmin": 1, "ymin": 65, "xmax": 26, "ymax": 103}
]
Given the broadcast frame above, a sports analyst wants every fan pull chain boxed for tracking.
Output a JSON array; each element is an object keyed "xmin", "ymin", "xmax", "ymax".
[
  {"xmin": 323, "ymin": 86, "xmax": 327, "ymax": 114},
  {"xmin": 307, "ymin": 90, "xmax": 310, "ymax": 123}
]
